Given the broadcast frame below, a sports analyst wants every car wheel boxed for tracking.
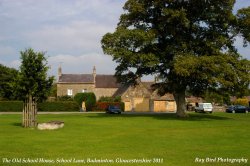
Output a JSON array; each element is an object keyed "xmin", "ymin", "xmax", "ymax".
[
  {"xmin": 232, "ymin": 110, "xmax": 235, "ymax": 113},
  {"xmin": 209, "ymin": 111, "xmax": 212, "ymax": 114}
]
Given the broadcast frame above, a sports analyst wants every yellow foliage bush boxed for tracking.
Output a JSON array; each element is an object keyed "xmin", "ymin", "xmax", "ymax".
[{"xmin": 234, "ymin": 98, "xmax": 249, "ymax": 106}]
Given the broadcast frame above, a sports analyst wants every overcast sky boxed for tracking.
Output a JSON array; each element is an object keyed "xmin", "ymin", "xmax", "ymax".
[{"xmin": 0, "ymin": 0, "xmax": 250, "ymax": 78}]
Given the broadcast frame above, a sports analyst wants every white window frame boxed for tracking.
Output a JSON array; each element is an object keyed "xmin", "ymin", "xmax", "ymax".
[
  {"xmin": 67, "ymin": 89, "xmax": 73, "ymax": 96},
  {"xmin": 82, "ymin": 89, "xmax": 87, "ymax": 93}
]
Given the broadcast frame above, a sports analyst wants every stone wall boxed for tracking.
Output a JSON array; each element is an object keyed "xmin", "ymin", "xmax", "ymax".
[
  {"xmin": 57, "ymin": 83, "xmax": 95, "ymax": 97},
  {"xmin": 93, "ymin": 88, "xmax": 118, "ymax": 100},
  {"xmin": 57, "ymin": 83, "xmax": 119, "ymax": 100},
  {"xmin": 213, "ymin": 106, "xmax": 226, "ymax": 112},
  {"xmin": 120, "ymin": 83, "xmax": 152, "ymax": 112}
]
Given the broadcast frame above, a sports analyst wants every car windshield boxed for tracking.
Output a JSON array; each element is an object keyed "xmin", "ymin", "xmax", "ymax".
[
  {"xmin": 199, "ymin": 103, "xmax": 212, "ymax": 108},
  {"xmin": 236, "ymin": 105, "xmax": 246, "ymax": 109},
  {"xmin": 203, "ymin": 104, "xmax": 212, "ymax": 108}
]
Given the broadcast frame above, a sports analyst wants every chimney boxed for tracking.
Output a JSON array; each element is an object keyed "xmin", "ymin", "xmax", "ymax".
[
  {"xmin": 93, "ymin": 66, "xmax": 96, "ymax": 84},
  {"xmin": 154, "ymin": 76, "xmax": 158, "ymax": 83},
  {"xmin": 58, "ymin": 65, "xmax": 62, "ymax": 80},
  {"xmin": 154, "ymin": 74, "xmax": 160, "ymax": 83},
  {"xmin": 135, "ymin": 76, "xmax": 141, "ymax": 84}
]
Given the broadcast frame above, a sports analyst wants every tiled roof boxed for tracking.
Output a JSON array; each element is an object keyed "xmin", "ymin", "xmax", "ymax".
[
  {"xmin": 186, "ymin": 96, "xmax": 203, "ymax": 103},
  {"xmin": 95, "ymin": 75, "xmax": 120, "ymax": 88},
  {"xmin": 58, "ymin": 74, "xmax": 120, "ymax": 88},
  {"xmin": 141, "ymin": 82, "xmax": 155, "ymax": 92},
  {"xmin": 149, "ymin": 87, "xmax": 175, "ymax": 100},
  {"xmin": 58, "ymin": 74, "xmax": 94, "ymax": 83},
  {"xmin": 141, "ymin": 82, "xmax": 175, "ymax": 100},
  {"xmin": 153, "ymin": 93, "xmax": 175, "ymax": 100},
  {"xmin": 112, "ymin": 84, "xmax": 130, "ymax": 97}
]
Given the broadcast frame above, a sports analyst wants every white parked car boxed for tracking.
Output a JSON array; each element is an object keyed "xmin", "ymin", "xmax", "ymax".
[{"xmin": 194, "ymin": 103, "xmax": 213, "ymax": 113}]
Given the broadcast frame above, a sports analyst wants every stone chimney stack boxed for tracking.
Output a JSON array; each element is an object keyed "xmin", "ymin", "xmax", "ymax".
[
  {"xmin": 58, "ymin": 65, "xmax": 62, "ymax": 81},
  {"xmin": 154, "ymin": 74, "xmax": 160, "ymax": 83},
  {"xmin": 93, "ymin": 66, "xmax": 96, "ymax": 84}
]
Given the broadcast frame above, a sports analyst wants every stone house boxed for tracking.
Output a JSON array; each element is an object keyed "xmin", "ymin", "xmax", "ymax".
[
  {"xmin": 186, "ymin": 96, "xmax": 203, "ymax": 107},
  {"xmin": 114, "ymin": 81, "xmax": 176, "ymax": 112},
  {"xmin": 57, "ymin": 66, "xmax": 176, "ymax": 112},
  {"xmin": 152, "ymin": 91, "xmax": 176, "ymax": 112},
  {"xmin": 57, "ymin": 66, "xmax": 120, "ymax": 100}
]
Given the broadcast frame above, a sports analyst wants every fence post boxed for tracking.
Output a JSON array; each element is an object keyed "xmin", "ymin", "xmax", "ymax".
[{"xmin": 22, "ymin": 96, "xmax": 37, "ymax": 128}]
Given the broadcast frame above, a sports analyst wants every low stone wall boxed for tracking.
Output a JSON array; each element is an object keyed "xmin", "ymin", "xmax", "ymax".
[
  {"xmin": 37, "ymin": 121, "xmax": 64, "ymax": 130},
  {"xmin": 213, "ymin": 106, "xmax": 226, "ymax": 112}
]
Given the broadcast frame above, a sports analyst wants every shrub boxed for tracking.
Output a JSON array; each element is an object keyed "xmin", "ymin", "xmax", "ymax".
[
  {"xmin": 95, "ymin": 102, "xmax": 124, "ymax": 112},
  {"xmin": 0, "ymin": 101, "xmax": 79, "ymax": 112},
  {"xmin": 0, "ymin": 101, "xmax": 23, "ymax": 112},
  {"xmin": 74, "ymin": 93, "xmax": 96, "ymax": 111},
  {"xmin": 234, "ymin": 98, "xmax": 249, "ymax": 106},
  {"xmin": 98, "ymin": 96, "xmax": 121, "ymax": 102},
  {"xmin": 57, "ymin": 95, "xmax": 73, "ymax": 101},
  {"xmin": 38, "ymin": 101, "xmax": 79, "ymax": 112}
]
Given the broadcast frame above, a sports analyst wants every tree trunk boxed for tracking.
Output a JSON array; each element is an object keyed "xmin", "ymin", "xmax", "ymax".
[{"xmin": 174, "ymin": 90, "xmax": 188, "ymax": 118}]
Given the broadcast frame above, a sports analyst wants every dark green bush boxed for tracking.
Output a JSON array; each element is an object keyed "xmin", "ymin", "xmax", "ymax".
[
  {"xmin": 98, "ymin": 96, "xmax": 121, "ymax": 102},
  {"xmin": 74, "ymin": 93, "xmax": 96, "ymax": 111},
  {"xmin": 38, "ymin": 101, "xmax": 79, "ymax": 112},
  {"xmin": 0, "ymin": 101, "xmax": 79, "ymax": 112},
  {"xmin": 57, "ymin": 95, "xmax": 74, "ymax": 101},
  {"xmin": 0, "ymin": 101, "xmax": 23, "ymax": 112}
]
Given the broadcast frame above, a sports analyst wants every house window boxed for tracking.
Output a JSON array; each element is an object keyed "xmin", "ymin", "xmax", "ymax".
[
  {"xmin": 82, "ymin": 89, "xmax": 87, "ymax": 93},
  {"xmin": 67, "ymin": 89, "xmax": 73, "ymax": 96}
]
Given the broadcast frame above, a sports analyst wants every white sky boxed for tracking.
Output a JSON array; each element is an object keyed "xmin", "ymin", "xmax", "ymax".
[{"xmin": 0, "ymin": 0, "xmax": 249, "ymax": 78}]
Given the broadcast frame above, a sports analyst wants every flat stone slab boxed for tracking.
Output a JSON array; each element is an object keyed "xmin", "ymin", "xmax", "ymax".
[{"xmin": 37, "ymin": 121, "xmax": 64, "ymax": 130}]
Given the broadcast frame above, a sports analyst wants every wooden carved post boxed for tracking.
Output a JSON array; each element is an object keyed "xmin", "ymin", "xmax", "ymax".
[{"xmin": 22, "ymin": 96, "xmax": 37, "ymax": 127}]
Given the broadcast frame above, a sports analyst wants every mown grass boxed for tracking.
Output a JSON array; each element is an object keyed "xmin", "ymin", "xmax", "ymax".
[{"xmin": 0, "ymin": 112, "xmax": 249, "ymax": 166}]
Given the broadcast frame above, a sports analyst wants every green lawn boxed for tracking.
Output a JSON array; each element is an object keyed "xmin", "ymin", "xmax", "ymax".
[{"xmin": 0, "ymin": 112, "xmax": 249, "ymax": 166}]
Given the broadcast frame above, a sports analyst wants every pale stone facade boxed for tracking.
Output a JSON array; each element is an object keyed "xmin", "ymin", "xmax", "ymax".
[
  {"xmin": 57, "ymin": 66, "xmax": 177, "ymax": 112},
  {"xmin": 93, "ymin": 88, "xmax": 119, "ymax": 100},
  {"xmin": 57, "ymin": 83, "xmax": 95, "ymax": 97},
  {"xmin": 114, "ymin": 81, "xmax": 176, "ymax": 112},
  {"xmin": 56, "ymin": 66, "xmax": 119, "ymax": 100},
  {"xmin": 117, "ymin": 82, "xmax": 152, "ymax": 112}
]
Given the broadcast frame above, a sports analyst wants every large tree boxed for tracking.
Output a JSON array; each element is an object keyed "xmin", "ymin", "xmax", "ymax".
[
  {"xmin": 237, "ymin": 6, "xmax": 250, "ymax": 44},
  {"xmin": 0, "ymin": 64, "xmax": 18, "ymax": 100},
  {"xmin": 14, "ymin": 48, "xmax": 54, "ymax": 102},
  {"xmin": 102, "ymin": 0, "xmax": 250, "ymax": 117}
]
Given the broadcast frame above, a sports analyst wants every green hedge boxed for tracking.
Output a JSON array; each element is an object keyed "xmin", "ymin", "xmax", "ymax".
[
  {"xmin": 74, "ymin": 93, "xmax": 96, "ymax": 111},
  {"xmin": 0, "ymin": 101, "xmax": 79, "ymax": 112},
  {"xmin": 98, "ymin": 96, "xmax": 121, "ymax": 102},
  {"xmin": 38, "ymin": 101, "xmax": 79, "ymax": 112},
  {"xmin": 0, "ymin": 101, "xmax": 23, "ymax": 112}
]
